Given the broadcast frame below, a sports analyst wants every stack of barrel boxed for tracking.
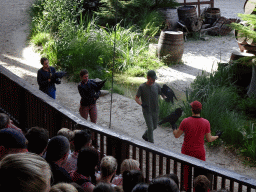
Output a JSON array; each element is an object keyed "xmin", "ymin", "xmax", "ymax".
[{"xmin": 158, "ymin": 5, "xmax": 201, "ymax": 65}]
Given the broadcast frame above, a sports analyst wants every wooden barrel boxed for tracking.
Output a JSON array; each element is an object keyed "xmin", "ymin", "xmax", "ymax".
[
  {"xmin": 158, "ymin": 8, "xmax": 179, "ymax": 30},
  {"xmin": 177, "ymin": 6, "xmax": 197, "ymax": 31},
  {"xmin": 204, "ymin": 8, "xmax": 221, "ymax": 25},
  {"xmin": 229, "ymin": 51, "xmax": 254, "ymax": 87},
  {"xmin": 158, "ymin": 31, "xmax": 184, "ymax": 64}
]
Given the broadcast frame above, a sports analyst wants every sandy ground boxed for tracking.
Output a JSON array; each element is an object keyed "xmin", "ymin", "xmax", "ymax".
[{"xmin": 1, "ymin": 0, "xmax": 256, "ymax": 187}]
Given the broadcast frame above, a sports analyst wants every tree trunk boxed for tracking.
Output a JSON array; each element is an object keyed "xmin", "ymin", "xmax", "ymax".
[{"xmin": 247, "ymin": 63, "xmax": 256, "ymax": 97}]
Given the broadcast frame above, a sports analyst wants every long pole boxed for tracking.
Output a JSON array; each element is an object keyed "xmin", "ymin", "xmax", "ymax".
[{"xmin": 109, "ymin": 0, "xmax": 118, "ymax": 128}]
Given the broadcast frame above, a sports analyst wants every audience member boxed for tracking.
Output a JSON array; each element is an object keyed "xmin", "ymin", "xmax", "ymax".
[
  {"xmin": 62, "ymin": 129, "xmax": 92, "ymax": 172},
  {"xmin": 50, "ymin": 183, "xmax": 78, "ymax": 192},
  {"xmin": 70, "ymin": 182, "xmax": 85, "ymax": 192},
  {"xmin": 0, "ymin": 113, "xmax": 23, "ymax": 133},
  {"xmin": 0, "ymin": 152, "xmax": 51, "ymax": 192},
  {"xmin": 70, "ymin": 147, "xmax": 99, "ymax": 192},
  {"xmin": 0, "ymin": 128, "xmax": 28, "ymax": 160},
  {"xmin": 148, "ymin": 177, "xmax": 179, "ymax": 192},
  {"xmin": 98, "ymin": 156, "xmax": 118, "ymax": 185},
  {"xmin": 112, "ymin": 159, "xmax": 140, "ymax": 186},
  {"xmin": 46, "ymin": 135, "xmax": 72, "ymax": 185},
  {"xmin": 158, "ymin": 173, "xmax": 179, "ymax": 189},
  {"xmin": 193, "ymin": 175, "xmax": 210, "ymax": 192},
  {"xmin": 131, "ymin": 183, "xmax": 149, "ymax": 192},
  {"xmin": 57, "ymin": 128, "xmax": 75, "ymax": 152},
  {"xmin": 93, "ymin": 182, "xmax": 115, "ymax": 192},
  {"xmin": 25, "ymin": 126, "xmax": 49, "ymax": 156},
  {"xmin": 123, "ymin": 170, "xmax": 145, "ymax": 192}
]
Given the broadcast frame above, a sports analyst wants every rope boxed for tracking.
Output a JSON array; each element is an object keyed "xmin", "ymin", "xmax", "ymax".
[{"xmin": 109, "ymin": 0, "xmax": 118, "ymax": 128}]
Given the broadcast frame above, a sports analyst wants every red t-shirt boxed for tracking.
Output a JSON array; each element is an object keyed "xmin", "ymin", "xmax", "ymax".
[{"xmin": 179, "ymin": 116, "xmax": 210, "ymax": 161}]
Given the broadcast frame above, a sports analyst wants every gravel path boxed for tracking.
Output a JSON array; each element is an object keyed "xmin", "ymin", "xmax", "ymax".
[{"xmin": 1, "ymin": 0, "xmax": 256, "ymax": 187}]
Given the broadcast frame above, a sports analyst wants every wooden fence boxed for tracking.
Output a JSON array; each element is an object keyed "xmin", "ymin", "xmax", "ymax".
[
  {"xmin": 179, "ymin": 0, "xmax": 214, "ymax": 15},
  {"xmin": 0, "ymin": 65, "xmax": 256, "ymax": 192}
]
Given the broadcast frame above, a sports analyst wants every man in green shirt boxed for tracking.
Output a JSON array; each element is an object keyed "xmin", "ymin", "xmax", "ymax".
[{"xmin": 135, "ymin": 70, "xmax": 165, "ymax": 143}]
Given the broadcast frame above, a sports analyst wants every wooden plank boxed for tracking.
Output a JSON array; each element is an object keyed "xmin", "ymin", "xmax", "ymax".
[
  {"xmin": 159, "ymin": 156, "xmax": 163, "ymax": 176},
  {"xmin": 214, "ymin": 175, "xmax": 218, "ymax": 190},
  {"xmin": 146, "ymin": 151, "xmax": 150, "ymax": 182},
  {"xmin": 139, "ymin": 148, "xmax": 143, "ymax": 174},
  {"xmin": 152, "ymin": 154, "xmax": 157, "ymax": 179},
  {"xmin": 174, "ymin": 160, "xmax": 178, "ymax": 175},
  {"xmin": 222, "ymin": 178, "xmax": 226, "ymax": 189},
  {"xmin": 230, "ymin": 180, "xmax": 234, "ymax": 192},
  {"xmin": 133, "ymin": 145, "xmax": 136, "ymax": 159},
  {"xmin": 167, "ymin": 158, "xmax": 170, "ymax": 175}
]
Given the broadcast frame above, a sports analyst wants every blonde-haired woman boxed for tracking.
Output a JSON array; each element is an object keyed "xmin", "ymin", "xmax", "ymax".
[
  {"xmin": 112, "ymin": 159, "xmax": 140, "ymax": 186},
  {"xmin": 0, "ymin": 152, "xmax": 52, "ymax": 192}
]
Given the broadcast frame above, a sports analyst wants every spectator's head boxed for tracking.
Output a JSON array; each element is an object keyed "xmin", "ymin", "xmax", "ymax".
[
  {"xmin": 148, "ymin": 177, "xmax": 179, "ymax": 192},
  {"xmin": 0, "ymin": 113, "xmax": 10, "ymax": 129},
  {"xmin": 0, "ymin": 152, "xmax": 51, "ymax": 192},
  {"xmin": 50, "ymin": 183, "xmax": 78, "ymax": 192},
  {"xmin": 57, "ymin": 128, "xmax": 74, "ymax": 142},
  {"xmin": 100, "ymin": 156, "xmax": 118, "ymax": 179},
  {"xmin": 77, "ymin": 147, "xmax": 99, "ymax": 177},
  {"xmin": 0, "ymin": 128, "xmax": 27, "ymax": 159},
  {"xmin": 93, "ymin": 182, "xmax": 115, "ymax": 192},
  {"xmin": 25, "ymin": 127, "xmax": 49, "ymax": 156},
  {"xmin": 45, "ymin": 136, "xmax": 70, "ymax": 164},
  {"xmin": 121, "ymin": 159, "xmax": 140, "ymax": 174},
  {"xmin": 123, "ymin": 170, "xmax": 145, "ymax": 192},
  {"xmin": 159, "ymin": 173, "xmax": 179, "ymax": 189},
  {"xmin": 131, "ymin": 183, "xmax": 149, "ymax": 192},
  {"xmin": 190, "ymin": 100, "xmax": 202, "ymax": 114},
  {"xmin": 74, "ymin": 129, "xmax": 92, "ymax": 152},
  {"xmin": 193, "ymin": 175, "xmax": 210, "ymax": 192},
  {"xmin": 70, "ymin": 182, "xmax": 85, "ymax": 192}
]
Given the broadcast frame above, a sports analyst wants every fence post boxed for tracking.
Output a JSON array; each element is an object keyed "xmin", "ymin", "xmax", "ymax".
[{"xmin": 106, "ymin": 136, "xmax": 129, "ymax": 174}]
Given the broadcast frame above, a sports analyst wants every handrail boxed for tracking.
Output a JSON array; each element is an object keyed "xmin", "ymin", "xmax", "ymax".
[{"xmin": 0, "ymin": 64, "xmax": 255, "ymax": 192}]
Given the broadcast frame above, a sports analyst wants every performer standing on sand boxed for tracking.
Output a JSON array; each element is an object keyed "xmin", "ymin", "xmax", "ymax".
[
  {"xmin": 173, "ymin": 100, "xmax": 222, "ymax": 190},
  {"xmin": 135, "ymin": 70, "xmax": 166, "ymax": 143},
  {"xmin": 78, "ymin": 69, "xmax": 101, "ymax": 123}
]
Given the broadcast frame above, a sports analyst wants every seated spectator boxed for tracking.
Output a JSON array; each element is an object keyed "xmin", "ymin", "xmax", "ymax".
[
  {"xmin": 123, "ymin": 170, "xmax": 145, "ymax": 192},
  {"xmin": 62, "ymin": 129, "xmax": 92, "ymax": 172},
  {"xmin": 70, "ymin": 182, "xmax": 85, "ymax": 192},
  {"xmin": 0, "ymin": 113, "xmax": 23, "ymax": 133},
  {"xmin": 25, "ymin": 126, "xmax": 49, "ymax": 156},
  {"xmin": 112, "ymin": 159, "xmax": 140, "ymax": 186},
  {"xmin": 70, "ymin": 147, "xmax": 100, "ymax": 192},
  {"xmin": 46, "ymin": 135, "xmax": 72, "ymax": 185},
  {"xmin": 0, "ymin": 128, "xmax": 28, "ymax": 160},
  {"xmin": 194, "ymin": 175, "xmax": 211, "ymax": 192},
  {"xmin": 57, "ymin": 128, "xmax": 75, "ymax": 152},
  {"xmin": 131, "ymin": 183, "xmax": 149, "ymax": 192},
  {"xmin": 148, "ymin": 177, "xmax": 179, "ymax": 192},
  {"xmin": 93, "ymin": 182, "xmax": 115, "ymax": 192},
  {"xmin": 50, "ymin": 183, "xmax": 78, "ymax": 192},
  {"xmin": 158, "ymin": 173, "xmax": 179, "ymax": 189},
  {"xmin": 0, "ymin": 152, "xmax": 51, "ymax": 192},
  {"xmin": 98, "ymin": 156, "xmax": 118, "ymax": 185}
]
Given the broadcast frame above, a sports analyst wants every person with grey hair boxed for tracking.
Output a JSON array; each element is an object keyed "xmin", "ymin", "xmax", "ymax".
[
  {"xmin": 98, "ymin": 156, "xmax": 118, "ymax": 185},
  {"xmin": 50, "ymin": 183, "xmax": 78, "ymax": 192},
  {"xmin": 0, "ymin": 152, "xmax": 52, "ymax": 192},
  {"xmin": 0, "ymin": 113, "xmax": 23, "ymax": 133},
  {"xmin": 112, "ymin": 159, "xmax": 140, "ymax": 186},
  {"xmin": 46, "ymin": 135, "xmax": 72, "ymax": 185}
]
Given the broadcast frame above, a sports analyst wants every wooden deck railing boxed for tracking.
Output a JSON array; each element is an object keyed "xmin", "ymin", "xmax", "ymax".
[{"xmin": 0, "ymin": 65, "xmax": 255, "ymax": 192}]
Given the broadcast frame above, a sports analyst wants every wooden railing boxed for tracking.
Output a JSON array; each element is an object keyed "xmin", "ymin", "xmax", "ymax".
[
  {"xmin": 179, "ymin": 0, "xmax": 214, "ymax": 15},
  {"xmin": 0, "ymin": 65, "xmax": 256, "ymax": 192}
]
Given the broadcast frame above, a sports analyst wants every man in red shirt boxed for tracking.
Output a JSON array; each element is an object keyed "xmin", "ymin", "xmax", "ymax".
[{"xmin": 173, "ymin": 100, "xmax": 221, "ymax": 190}]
